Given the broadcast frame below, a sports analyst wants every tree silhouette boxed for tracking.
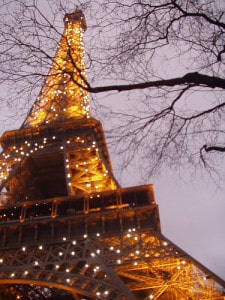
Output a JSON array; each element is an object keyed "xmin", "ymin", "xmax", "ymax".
[{"xmin": 0, "ymin": 0, "xmax": 224, "ymax": 180}]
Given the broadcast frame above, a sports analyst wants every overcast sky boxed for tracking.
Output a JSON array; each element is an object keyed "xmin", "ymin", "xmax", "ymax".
[
  {"xmin": 94, "ymin": 88, "xmax": 225, "ymax": 281},
  {"xmin": 104, "ymin": 113, "xmax": 225, "ymax": 281}
]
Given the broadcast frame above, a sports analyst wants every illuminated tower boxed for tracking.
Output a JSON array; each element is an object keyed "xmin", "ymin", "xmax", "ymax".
[
  {"xmin": 0, "ymin": 10, "xmax": 118, "ymax": 201},
  {"xmin": 0, "ymin": 9, "xmax": 224, "ymax": 300}
]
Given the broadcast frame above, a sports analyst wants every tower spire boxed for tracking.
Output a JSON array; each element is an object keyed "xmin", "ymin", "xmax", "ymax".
[{"xmin": 22, "ymin": 9, "xmax": 89, "ymax": 128}]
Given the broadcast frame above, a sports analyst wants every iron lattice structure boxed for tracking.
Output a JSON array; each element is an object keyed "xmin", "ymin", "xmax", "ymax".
[{"xmin": 0, "ymin": 9, "xmax": 224, "ymax": 300}]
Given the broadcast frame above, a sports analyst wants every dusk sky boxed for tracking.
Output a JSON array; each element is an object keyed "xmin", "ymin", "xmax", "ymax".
[
  {"xmin": 116, "ymin": 160, "xmax": 225, "ymax": 280},
  {"xmin": 86, "ymin": 0, "xmax": 225, "ymax": 281},
  {"xmin": 98, "ymin": 92, "xmax": 225, "ymax": 281}
]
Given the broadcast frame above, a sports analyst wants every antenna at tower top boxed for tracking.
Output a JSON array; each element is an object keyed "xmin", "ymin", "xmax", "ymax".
[{"xmin": 63, "ymin": 7, "xmax": 87, "ymax": 32}]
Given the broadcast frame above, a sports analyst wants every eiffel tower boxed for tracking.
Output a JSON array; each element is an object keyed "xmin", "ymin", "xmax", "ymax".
[{"xmin": 0, "ymin": 9, "xmax": 224, "ymax": 300}]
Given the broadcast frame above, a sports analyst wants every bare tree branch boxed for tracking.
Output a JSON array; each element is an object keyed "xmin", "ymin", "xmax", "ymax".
[
  {"xmin": 88, "ymin": 72, "xmax": 225, "ymax": 93},
  {"xmin": 0, "ymin": 0, "xmax": 225, "ymax": 181},
  {"xmin": 203, "ymin": 145, "xmax": 225, "ymax": 152}
]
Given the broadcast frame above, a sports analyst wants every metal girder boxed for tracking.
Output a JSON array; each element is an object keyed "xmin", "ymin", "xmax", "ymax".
[{"xmin": 0, "ymin": 228, "xmax": 224, "ymax": 299}]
